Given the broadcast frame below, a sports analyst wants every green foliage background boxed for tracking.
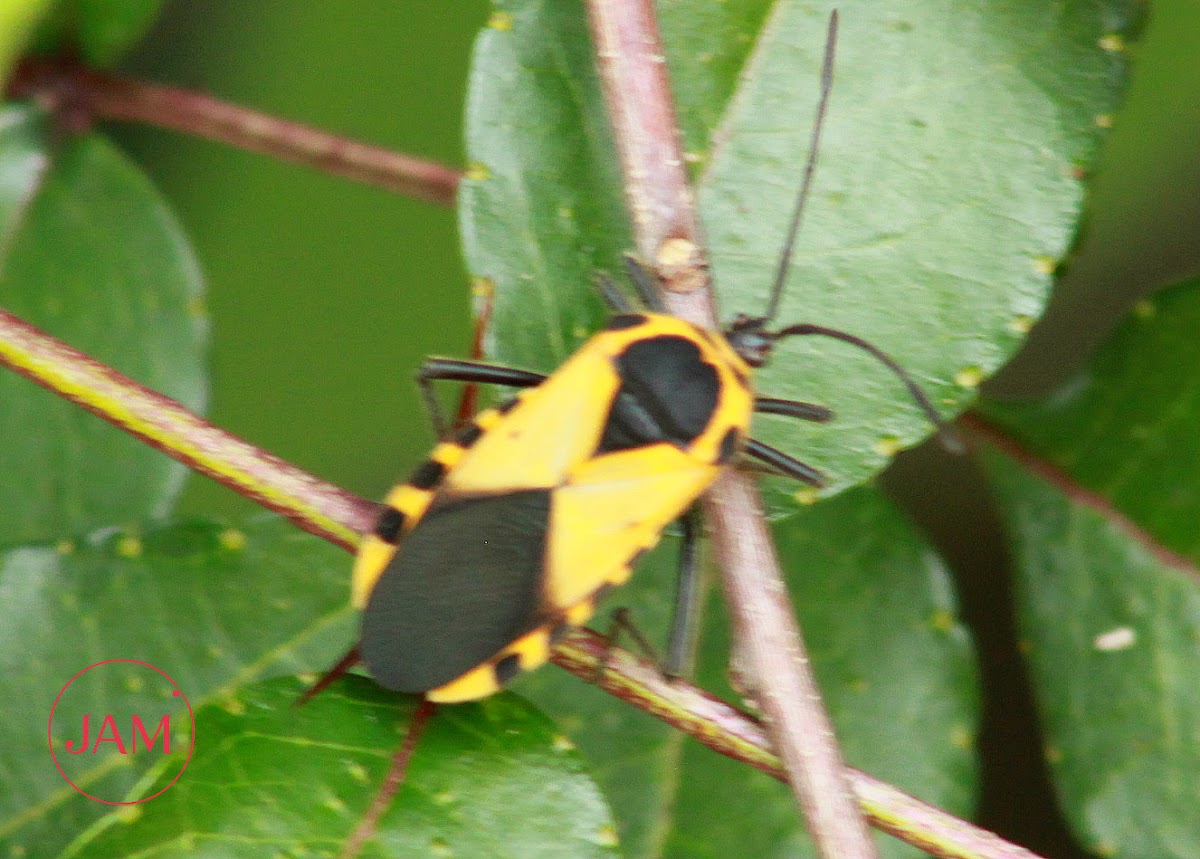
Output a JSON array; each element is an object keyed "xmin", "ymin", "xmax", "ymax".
[{"xmin": 1, "ymin": 1, "xmax": 1199, "ymax": 858}]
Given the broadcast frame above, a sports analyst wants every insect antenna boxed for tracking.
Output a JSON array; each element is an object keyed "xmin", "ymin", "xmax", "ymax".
[
  {"xmin": 773, "ymin": 322, "xmax": 964, "ymax": 452},
  {"xmin": 762, "ymin": 9, "xmax": 839, "ymax": 323}
]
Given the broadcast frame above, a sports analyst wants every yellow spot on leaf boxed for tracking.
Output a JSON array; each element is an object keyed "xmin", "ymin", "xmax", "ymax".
[
  {"xmin": 219, "ymin": 529, "xmax": 246, "ymax": 551},
  {"xmin": 488, "ymin": 10, "xmax": 513, "ymax": 30},
  {"xmin": 464, "ymin": 162, "xmax": 491, "ymax": 182},
  {"xmin": 953, "ymin": 366, "xmax": 984, "ymax": 389},
  {"xmin": 1007, "ymin": 315, "xmax": 1033, "ymax": 334},
  {"xmin": 1032, "ymin": 256, "xmax": 1056, "ymax": 275},
  {"xmin": 930, "ymin": 609, "xmax": 955, "ymax": 633},
  {"xmin": 552, "ymin": 734, "xmax": 576, "ymax": 753},
  {"xmin": 347, "ymin": 762, "xmax": 369, "ymax": 783},
  {"xmin": 595, "ymin": 824, "xmax": 620, "ymax": 847},
  {"xmin": 1098, "ymin": 34, "xmax": 1124, "ymax": 53},
  {"xmin": 793, "ymin": 486, "xmax": 821, "ymax": 506},
  {"xmin": 873, "ymin": 436, "xmax": 901, "ymax": 457},
  {"xmin": 115, "ymin": 535, "xmax": 142, "ymax": 558},
  {"xmin": 950, "ymin": 724, "xmax": 973, "ymax": 750}
]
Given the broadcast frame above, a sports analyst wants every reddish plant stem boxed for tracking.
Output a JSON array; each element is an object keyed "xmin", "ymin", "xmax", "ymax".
[
  {"xmin": 0, "ymin": 295, "xmax": 1043, "ymax": 858},
  {"xmin": 584, "ymin": 2, "xmax": 877, "ymax": 858},
  {"xmin": 583, "ymin": 0, "xmax": 710, "ymax": 303},
  {"xmin": 8, "ymin": 58, "xmax": 462, "ymax": 206},
  {"xmin": 961, "ymin": 411, "xmax": 1199, "ymax": 577},
  {"xmin": 553, "ymin": 629, "xmax": 1045, "ymax": 859},
  {"xmin": 0, "ymin": 307, "xmax": 375, "ymax": 550}
]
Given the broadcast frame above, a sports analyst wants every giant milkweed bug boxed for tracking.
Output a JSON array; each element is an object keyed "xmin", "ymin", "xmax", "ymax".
[{"xmin": 309, "ymin": 10, "xmax": 952, "ymax": 705}]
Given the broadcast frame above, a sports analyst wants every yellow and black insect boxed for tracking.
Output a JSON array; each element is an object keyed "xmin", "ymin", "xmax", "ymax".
[{"xmin": 313, "ymin": 12, "xmax": 948, "ymax": 704}]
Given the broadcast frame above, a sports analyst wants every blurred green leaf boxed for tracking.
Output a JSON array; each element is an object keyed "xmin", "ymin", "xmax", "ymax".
[
  {"xmin": 460, "ymin": 0, "xmax": 1134, "ymax": 494},
  {"xmin": 0, "ymin": 0, "xmax": 53, "ymax": 84},
  {"xmin": 984, "ymin": 454, "xmax": 1200, "ymax": 859},
  {"xmin": 0, "ymin": 103, "xmax": 49, "ymax": 256},
  {"xmin": 0, "ymin": 122, "xmax": 206, "ymax": 546},
  {"xmin": 982, "ymin": 279, "xmax": 1200, "ymax": 559},
  {"xmin": 21, "ymin": 0, "xmax": 164, "ymax": 66},
  {"xmin": 0, "ymin": 518, "xmax": 352, "ymax": 858},
  {"xmin": 517, "ymin": 487, "xmax": 979, "ymax": 859},
  {"xmin": 66, "ymin": 677, "xmax": 619, "ymax": 859},
  {"xmin": 979, "ymin": 279, "xmax": 1200, "ymax": 858},
  {"xmin": 71, "ymin": 0, "xmax": 166, "ymax": 66}
]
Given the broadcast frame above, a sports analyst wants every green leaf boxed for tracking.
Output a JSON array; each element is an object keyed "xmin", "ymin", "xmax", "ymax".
[
  {"xmin": 982, "ymin": 280, "xmax": 1200, "ymax": 561},
  {"xmin": 20, "ymin": 0, "xmax": 164, "ymax": 67},
  {"xmin": 460, "ymin": 0, "xmax": 1134, "ymax": 493},
  {"xmin": 978, "ymin": 279, "xmax": 1200, "ymax": 858},
  {"xmin": 0, "ymin": 0, "xmax": 54, "ymax": 84},
  {"xmin": 0, "ymin": 120, "xmax": 207, "ymax": 546},
  {"xmin": 0, "ymin": 103, "xmax": 48, "ymax": 258},
  {"xmin": 459, "ymin": 1, "xmax": 631, "ymax": 370},
  {"xmin": 0, "ymin": 518, "xmax": 352, "ymax": 859},
  {"xmin": 984, "ymin": 454, "xmax": 1200, "ymax": 859},
  {"xmin": 70, "ymin": 0, "xmax": 166, "ymax": 66},
  {"xmin": 516, "ymin": 487, "xmax": 979, "ymax": 859},
  {"xmin": 66, "ymin": 677, "xmax": 620, "ymax": 859}
]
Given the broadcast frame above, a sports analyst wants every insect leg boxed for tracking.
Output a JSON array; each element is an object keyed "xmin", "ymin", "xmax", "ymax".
[
  {"xmin": 754, "ymin": 396, "xmax": 833, "ymax": 423},
  {"xmin": 593, "ymin": 607, "xmax": 662, "ymax": 684},
  {"xmin": 295, "ymin": 645, "xmax": 361, "ymax": 707},
  {"xmin": 623, "ymin": 255, "xmax": 667, "ymax": 312},
  {"xmin": 743, "ymin": 437, "xmax": 827, "ymax": 488},
  {"xmin": 416, "ymin": 359, "xmax": 546, "ymax": 439},
  {"xmin": 595, "ymin": 272, "xmax": 635, "ymax": 313},
  {"xmin": 593, "ymin": 508, "xmax": 705, "ymax": 684},
  {"xmin": 664, "ymin": 505, "xmax": 704, "ymax": 679}
]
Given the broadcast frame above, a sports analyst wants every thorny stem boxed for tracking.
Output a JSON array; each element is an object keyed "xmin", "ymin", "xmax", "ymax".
[
  {"xmin": 584, "ymin": 2, "xmax": 878, "ymax": 858},
  {"xmin": 8, "ymin": 58, "xmax": 461, "ymax": 206}
]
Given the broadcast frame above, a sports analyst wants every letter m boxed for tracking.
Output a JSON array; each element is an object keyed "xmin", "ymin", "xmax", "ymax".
[{"xmin": 131, "ymin": 714, "xmax": 171, "ymax": 754}]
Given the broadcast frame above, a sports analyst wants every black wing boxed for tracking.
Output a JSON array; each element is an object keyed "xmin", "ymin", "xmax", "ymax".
[{"xmin": 359, "ymin": 489, "xmax": 552, "ymax": 692}]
